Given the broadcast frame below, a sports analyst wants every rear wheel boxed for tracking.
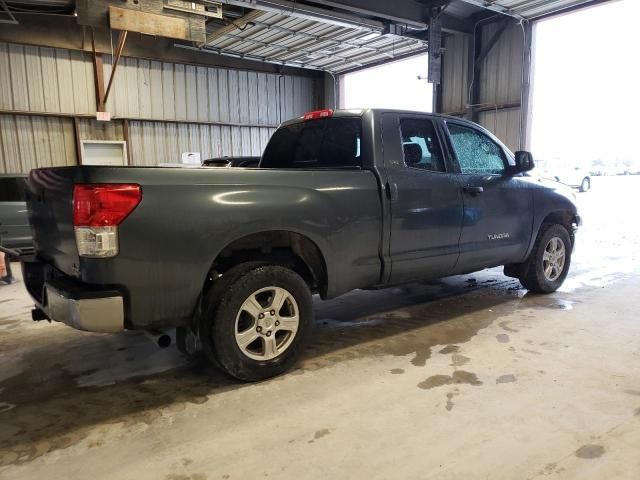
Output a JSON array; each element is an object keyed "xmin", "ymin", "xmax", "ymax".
[
  {"xmin": 199, "ymin": 264, "xmax": 313, "ymax": 381},
  {"xmin": 579, "ymin": 177, "xmax": 590, "ymax": 192},
  {"xmin": 518, "ymin": 224, "xmax": 572, "ymax": 293}
]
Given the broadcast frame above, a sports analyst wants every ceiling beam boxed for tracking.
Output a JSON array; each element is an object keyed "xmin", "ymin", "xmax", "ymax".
[
  {"xmin": 440, "ymin": 14, "xmax": 474, "ymax": 35},
  {"xmin": 453, "ymin": 0, "xmax": 526, "ymax": 20},
  {"xmin": 0, "ymin": 0, "xmax": 18, "ymax": 25},
  {"xmin": 218, "ymin": 0, "xmax": 470, "ymax": 35},
  {"xmin": 219, "ymin": 0, "xmax": 386, "ymax": 32},
  {"xmin": 205, "ymin": 9, "xmax": 265, "ymax": 44},
  {"xmin": 526, "ymin": 0, "xmax": 611, "ymax": 20},
  {"xmin": 305, "ymin": 0, "xmax": 473, "ymax": 34},
  {"xmin": 305, "ymin": 0, "xmax": 429, "ymax": 28}
]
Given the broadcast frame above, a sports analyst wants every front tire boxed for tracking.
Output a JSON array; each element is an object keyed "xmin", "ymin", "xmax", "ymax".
[
  {"xmin": 518, "ymin": 224, "xmax": 572, "ymax": 293},
  {"xmin": 199, "ymin": 264, "xmax": 313, "ymax": 381}
]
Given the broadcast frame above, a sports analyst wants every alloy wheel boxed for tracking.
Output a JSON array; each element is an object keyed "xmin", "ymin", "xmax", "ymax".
[{"xmin": 234, "ymin": 286, "xmax": 299, "ymax": 361}]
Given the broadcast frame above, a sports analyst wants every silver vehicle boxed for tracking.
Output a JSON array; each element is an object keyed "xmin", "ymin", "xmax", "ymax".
[
  {"xmin": 535, "ymin": 161, "xmax": 591, "ymax": 192},
  {"xmin": 0, "ymin": 174, "xmax": 33, "ymax": 253}
]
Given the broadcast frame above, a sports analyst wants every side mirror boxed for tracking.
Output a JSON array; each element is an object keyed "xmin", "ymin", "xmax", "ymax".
[{"xmin": 510, "ymin": 150, "xmax": 535, "ymax": 174}]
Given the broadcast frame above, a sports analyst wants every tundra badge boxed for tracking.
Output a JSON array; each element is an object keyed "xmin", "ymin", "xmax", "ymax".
[{"xmin": 488, "ymin": 233, "xmax": 510, "ymax": 240}]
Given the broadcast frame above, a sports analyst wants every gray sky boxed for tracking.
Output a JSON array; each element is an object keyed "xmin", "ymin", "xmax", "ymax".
[{"xmin": 530, "ymin": 0, "xmax": 640, "ymax": 166}]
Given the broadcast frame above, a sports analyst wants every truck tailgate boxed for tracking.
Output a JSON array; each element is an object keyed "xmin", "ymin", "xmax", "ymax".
[{"xmin": 26, "ymin": 168, "xmax": 79, "ymax": 277}]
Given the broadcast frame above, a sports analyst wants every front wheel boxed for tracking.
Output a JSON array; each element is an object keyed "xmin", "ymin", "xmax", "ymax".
[
  {"xmin": 518, "ymin": 224, "xmax": 572, "ymax": 293},
  {"xmin": 199, "ymin": 265, "xmax": 313, "ymax": 381}
]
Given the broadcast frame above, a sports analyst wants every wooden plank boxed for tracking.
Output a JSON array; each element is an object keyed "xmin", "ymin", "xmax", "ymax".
[
  {"xmin": 109, "ymin": 6, "xmax": 188, "ymax": 41},
  {"xmin": 91, "ymin": 31, "xmax": 106, "ymax": 111},
  {"xmin": 79, "ymin": 0, "xmax": 205, "ymax": 43}
]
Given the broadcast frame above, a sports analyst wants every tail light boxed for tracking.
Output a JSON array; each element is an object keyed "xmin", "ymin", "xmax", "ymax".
[
  {"xmin": 73, "ymin": 184, "xmax": 142, "ymax": 257},
  {"xmin": 303, "ymin": 109, "xmax": 333, "ymax": 121}
]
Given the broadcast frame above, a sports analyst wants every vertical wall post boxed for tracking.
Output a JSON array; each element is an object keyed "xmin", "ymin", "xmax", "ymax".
[
  {"xmin": 519, "ymin": 21, "xmax": 534, "ymax": 151},
  {"xmin": 122, "ymin": 119, "xmax": 132, "ymax": 165},
  {"xmin": 73, "ymin": 117, "xmax": 82, "ymax": 165}
]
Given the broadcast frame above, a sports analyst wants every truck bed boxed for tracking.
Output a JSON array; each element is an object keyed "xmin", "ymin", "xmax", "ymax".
[{"xmin": 25, "ymin": 165, "xmax": 383, "ymax": 329}]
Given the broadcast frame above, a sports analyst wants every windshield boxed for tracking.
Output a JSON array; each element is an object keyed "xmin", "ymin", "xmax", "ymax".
[{"xmin": 260, "ymin": 117, "xmax": 362, "ymax": 169}]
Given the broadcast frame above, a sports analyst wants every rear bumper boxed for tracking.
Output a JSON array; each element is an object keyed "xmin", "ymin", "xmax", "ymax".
[
  {"xmin": 44, "ymin": 283, "xmax": 124, "ymax": 333},
  {"xmin": 22, "ymin": 259, "xmax": 125, "ymax": 333}
]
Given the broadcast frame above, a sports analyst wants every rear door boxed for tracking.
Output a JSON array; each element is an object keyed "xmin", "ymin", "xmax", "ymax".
[
  {"xmin": 381, "ymin": 113, "xmax": 463, "ymax": 283},
  {"xmin": 442, "ymin": 121, "xmax": 533, "ymax": 272}
]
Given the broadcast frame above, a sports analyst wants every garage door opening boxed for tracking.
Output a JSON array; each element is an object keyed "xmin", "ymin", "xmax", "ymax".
[
  {"xmin": 340, "ymin": 54, "xmax": 432, "ymax": 112},
  {"xmin": 529, "ymin": 0, "xmax": 640, "ymax": 282},
  {"xmin": 530, "ymin": 0, "xmax": 639, "ymax": 177}
]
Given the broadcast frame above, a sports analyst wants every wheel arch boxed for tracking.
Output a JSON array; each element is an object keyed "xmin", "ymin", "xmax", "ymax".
[
  {"xmin": 523, "ymin": 209, "xmax": 578, "ymax": 261},
  {"xmin": 506, "ymin": 212, "xmax": 577, "ymax": 284},
  {"xmin": 202, "ymin": 230, "xmax": 329, "ymax": 302}
]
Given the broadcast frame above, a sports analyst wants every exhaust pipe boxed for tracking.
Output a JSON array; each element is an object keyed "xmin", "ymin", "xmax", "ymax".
[
  {"xmin": 32, "ymin": 307, "xmax": 48, "ymax": 321},
  {"xmin": 145, "ymin": 330, "xmax": 172, "ymax": 348}
]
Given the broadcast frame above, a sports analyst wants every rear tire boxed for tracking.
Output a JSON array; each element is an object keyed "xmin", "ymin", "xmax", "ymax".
[
  {"xmin": 199, "ymin": 264, "xmax": 313, "ymax": 381},
  {"xmin": 518, "ymin": 223, "xmax": 572, "ymax": 293}
]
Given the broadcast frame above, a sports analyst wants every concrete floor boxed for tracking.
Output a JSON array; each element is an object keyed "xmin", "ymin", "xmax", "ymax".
[{"xmin": 1, "ymin": 176, "xmax": 639, "ymax": 480}]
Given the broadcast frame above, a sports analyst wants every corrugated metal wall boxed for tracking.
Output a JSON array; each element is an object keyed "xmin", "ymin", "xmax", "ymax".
[
  {"xmin": 441, "ymin": 34, "xmax": 470, "ymax": 115},
  {"xmin": 77, "ymin": 118, "xmax": 124, "ymax": 141},
  {"xmin": 0, "ymin": 41, "xmax": 318, "ymax": 173},
  {"xmin": 476, "ymin": 22, "xmax": 524, "ymax": 151},
  {"xmin": 129, "ymin": 122, "xmax": 275, "ymax": 165},
  {"xmin": 440, "ymin": 22, "xmax": 525, "ymax": 151},
  {"xmin": 102, "ymin": 56, "xmax": 314, "ymax": 127},
  {"xmin": 477, "ymin": 108, "xmax": 522, "ymax": 149},
  {"xmin": 477, "ymin": 23, "xmax": 524, "ymax": 106},
  {"xmin": 0, "ymin": 43, "xmax": 96, "ymax": 115},
  {"xmin": 0, "ymin": 114, "xmax": 76, "ymax": 173}
]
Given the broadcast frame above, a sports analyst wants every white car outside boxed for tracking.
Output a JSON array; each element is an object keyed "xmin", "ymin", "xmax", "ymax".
[{"xmin": 535, "ymin": 161, "xmax": 591, "ymax": 192}]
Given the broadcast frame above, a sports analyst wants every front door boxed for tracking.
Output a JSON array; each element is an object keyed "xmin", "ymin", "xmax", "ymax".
[
  {"xmin": 382, "ymin": 114, "xmax": 463, "ymax": 284},
  {"xmin": 443, "ymin": 121, "xmax": 533, "ymax": 273}
]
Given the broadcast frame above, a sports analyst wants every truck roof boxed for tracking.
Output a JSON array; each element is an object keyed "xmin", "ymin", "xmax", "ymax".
[{"xmin": 280, "ymin": 108, "xmax": 476, "ymax": 127}]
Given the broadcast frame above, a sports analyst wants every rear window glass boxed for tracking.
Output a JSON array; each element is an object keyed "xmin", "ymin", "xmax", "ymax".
[
  {"xmin": 0, "ymin": 177, "xmax": 27, "ymax": 202},
  {"xmin": 261, "ymin": 117, "xmax": 362, "ymax": 169}
]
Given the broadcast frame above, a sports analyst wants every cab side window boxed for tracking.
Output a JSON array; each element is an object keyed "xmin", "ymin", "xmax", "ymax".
[
  {"xmin": 0, "ymin": 177, "xmax": 27, "ymax": 202},
  {"xmin": 447, "ymin": 124, "xmax": 506, "ymax": 175},
  {"xmin": 399, "ymin": 118, "xmax": 445, "ymax": 173}
]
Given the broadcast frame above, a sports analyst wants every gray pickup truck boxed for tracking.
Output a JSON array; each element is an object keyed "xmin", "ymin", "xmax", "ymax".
[{"xmin": 22, "ymin": 109, "xmax": 581, "ymax": 380}]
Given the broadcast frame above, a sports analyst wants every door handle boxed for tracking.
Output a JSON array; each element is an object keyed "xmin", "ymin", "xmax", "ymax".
[
  {"xmin": 385, "ymin": 182, "xmax": 398, "ymax": 201},
  {"xmin": 463, "ymin": 185, "xmax": 484, "ymax": 196}
]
